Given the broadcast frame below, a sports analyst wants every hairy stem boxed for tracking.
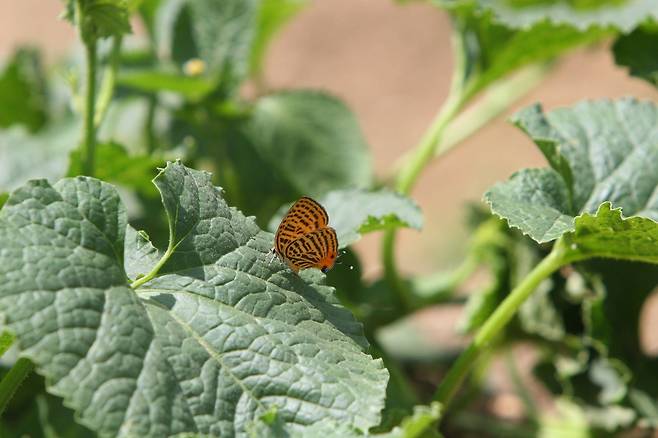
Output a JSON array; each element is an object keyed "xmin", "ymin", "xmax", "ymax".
[
  {"xmin": 434, "ymin": 238, "xmax": 573, "ymax": 407},
  {"xmin": 0, "ymin": 357, "xmax": 34, "ymax": 415},
  {"xmin": 82, "ymin": 40, "xmax": 97, "ymax": 176}
]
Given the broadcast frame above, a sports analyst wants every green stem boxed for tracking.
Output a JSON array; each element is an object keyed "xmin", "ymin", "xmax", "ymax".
[
  {"xmin": 131, "ymin": 218, "xmax": 177, "ymax": 289},
  {"xmin": 130, "ymin": 244, "xmax": 174, "ymax": 289},
  {"xmin": 82, "ymin": 37, "xmax": 98, "ymax": 176},
  {"xmin": 434, "ymin": 239, "xmax": 572, "ymax": 407},
  {"xmin": 144, "ymin": 95, "xmax": 157, "ymax": 154},
  {"xmin": 0, "ymin": 357, "xmax": 34, "ymax": 415},
  {"xmin": 381, "ymin": 31, "xmax": 467, "ymax": 307},
  {"xmin": 432, "ymin": 63, "xmax": 550, "ymax": 159},
  {"xmin": 94, "ymin": 36, "xmax": 122, "ymax": 129}
]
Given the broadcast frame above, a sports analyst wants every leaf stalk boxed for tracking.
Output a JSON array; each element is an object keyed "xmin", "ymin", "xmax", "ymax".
[
  {"xmin": 434, "ymin": 237, "xmax": 574, "ymax": 408},
  {"xmin": 0, "ymin": 357, "xmax": 34, "ymax": 416}
]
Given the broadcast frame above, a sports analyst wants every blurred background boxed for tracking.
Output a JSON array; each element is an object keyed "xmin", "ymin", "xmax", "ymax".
[{"xmin": 3, "ymin": 0, "xmax": 656, "ymax": 276}]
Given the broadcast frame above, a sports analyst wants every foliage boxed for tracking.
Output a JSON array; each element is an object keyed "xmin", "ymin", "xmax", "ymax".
[{"xmin": 0, "ymin": 0, "xmax": 657, "ymax": 437}]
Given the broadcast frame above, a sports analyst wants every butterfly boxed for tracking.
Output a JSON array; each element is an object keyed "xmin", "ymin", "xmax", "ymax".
[{"xmin": 272, "ymin": 197, "xmax": 338, "ymax": 273}]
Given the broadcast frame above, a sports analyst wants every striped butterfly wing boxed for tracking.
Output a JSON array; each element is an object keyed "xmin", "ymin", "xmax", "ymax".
[
  {"xmin": 274, "ymin": 196, "xmax": 329, "ymax": 256},
  {"xmin": 283, "ymin": 227, "xmax": 338, "ymax": 273}
]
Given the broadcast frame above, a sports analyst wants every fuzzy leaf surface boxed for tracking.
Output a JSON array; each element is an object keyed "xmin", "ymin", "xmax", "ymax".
[
  {"xmin": 485, "ymin": 99, "xmax": 658, "ymax": 255},
  {"xmin": 0, "ymin": 161, "xmax": 388, "ymax": 437}
]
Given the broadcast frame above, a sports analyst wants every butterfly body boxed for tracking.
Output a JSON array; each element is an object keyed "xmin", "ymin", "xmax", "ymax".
[{"xmin": 273, "ymin": 197, "xmax": 338, "ymax": 273}]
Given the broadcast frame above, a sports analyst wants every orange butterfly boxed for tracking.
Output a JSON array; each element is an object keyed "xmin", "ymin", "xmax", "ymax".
[{"xmin": 272, "ymin": 197, "xmax": 338, "ymax": 273}]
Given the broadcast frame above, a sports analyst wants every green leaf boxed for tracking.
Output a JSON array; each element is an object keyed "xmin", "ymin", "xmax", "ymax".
[
  {"xmin": 249, "ymin": 0, "xmax": 307, "ymax": 76},
  {"xmin": 117, "ymin": 69, "xmax": 217, "ymax": 100},
  {"xmin": 0, "ymin": 161, "xmax": 387, "ymax": 437},
  {"xmin": 486, "ymin": 168, "xmax": 576, "ymax": 243},
  {"xmin": 485, "ymin": 98, "xmax": 658, "ymax": 251},
  {"xmin": 566, "ymin": 203, "xmax": 658, "ymax": 263},
  {"xmin": 0, "ymin": 372, "xmax": 95, "ymax": 438},
  {"xmin": 67, "ymin": 142, "xmax": 161, "ymax": 195},
  {"xmin": 247, "ymin": 402, "xmax": 442, "ymax": 438},
  {"xmin": 0, "ymin": 120, "xmax": 81, "ymax": 192},
  {"xmin": 245, "ymin": 91, "xmax": 373, "ymax": 197},
  {"xmin": 320, "ymin": 189, "xmax": 423, "ymax": 247},
  {"xmin": 124, "ymin": 226, "xmax": 161, "ymax": 281},
  {"xmin": 629, "ymin": 389, "xmax": 658, "ymax": 427},
  {"xmin": 438, "ymin": 2, "xmax": 609, "ymax": 100},
  {"xmin": 470, "ymin": 0, "xmax": 658, "ymax": 32},
  {"xmin": 381, "ymin": 402, "xmax": 442, "ymax": 438},
  {"xmin": 0, "ymin": 193, "xmax": 7, "ymax": 210},
  {"xmin": 0, "ymin": 48, "xmax": 48, "ymax": 132},
  {"xmin": 613, "ymin": 25, "xmax": 658, "ymax": 87},
  {"xmin": 65, "ymin": 0, "xmax": 132, "ymax": 42},
  {"xmin": 268, "ymin": 189, "xmax": 422, "ymax": 248},
  {"xmin": 0, "ymin": 331, "xmax": 14, "ymax": 358},
  {"xmin": 187, "ymin": 0, "xmax": 259, "ymax": 93}
]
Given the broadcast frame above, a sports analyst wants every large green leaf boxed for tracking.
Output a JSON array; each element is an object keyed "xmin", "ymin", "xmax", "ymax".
[
  {"xmin": 320, "ymin": 190, "xmax": 423, "ymax": 247},
  {"xmin": 248, "ymin": 402, "xmax": 442, "ymax": 438},
  {"xmin": 117, "ymin": 69, "xmax": 217, "ymax": 100},
  {"xmin": 613, "ymin": 25, "xmax": 658, "ymax": 87},
  {"xmin": 434, "ymin": 1, "xmax": 609, "ymax": 100},
  {"xmin": 485, "ymin": 99, "xmax": 658, "ymax": 253},
  {"xmin": 0, "ymin": 161, "xmax": 387, "ymax": 437},
  {"xmin": 0, "ymin": 48, "xmax": 48, "ymax": 132},
  {"xmin": 245, "ymin": 91, "xmax": 373, "ymax": 198},
  {"xmin": 471, "ymin": 0, "xmax": 658, "ymax": 32},
  {"xmin": 268, "ymin": 189, "xmax": 422, "ymax": 248}
]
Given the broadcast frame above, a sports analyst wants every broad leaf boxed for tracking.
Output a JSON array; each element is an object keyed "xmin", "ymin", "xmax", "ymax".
[
  {"xmin": 485, "ymin": 99, "xmax": 658, "ymax": 255},
  {"xmin": 117, "ymin": 69, "xmax": 217, "ymax": 101},
  {"xmin": 268, "ymin": 189, "xmax": 422, "ymax": 248},
  {"xmin": 245, "ymin": 91, "xmax": 373, "ymax": 198},
  {"xmin": 320, "ymin": 189, "xmax": 423, "ymax": 247},
  {"xmin": 471, "ymin": 0, "xmax": 658, "ymax": 32},
  {"xmin": 248, "ymin": 402, "xmax": 442, "ymax": 438},
  {"xmin": 0, "ymin": 161, "xmax": 388, "ymax": 437},
  {"xmin": 434, "ymin": 2, "xmax": 609, "ymax": 100},
  {"xmin": 67, "ymin": 142, "xmax": 161, "ymax": 195},
  {"xmin": 0, "ymin": 48, "xmax": 48, "ymax": 132},
  {"xmin": 566, "ymin": 203, "xmax": 658, "ymax": 263},
  {"xmin": 613, "ymin": 25, "xmax": 658, "ymax": 87}
]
